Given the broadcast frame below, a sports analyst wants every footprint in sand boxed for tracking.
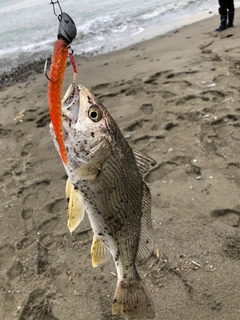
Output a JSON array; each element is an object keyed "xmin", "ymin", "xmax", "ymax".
[
  {"xmin": 0, "ymin": 244, "xmax": 16, "ymax": 270},
  {"xmin": 91, "ymin": 83, "xmax": 111, "ymax": 91},
  {"xmin": 143, "ymin": 71, "xmax": 162, "ymax": 84},
  {"xmin": 38, "ymin": 216, "xmax": 60, "ymax": 234},
  {"xmin": 139, "ymin": 103, "xmax": 153, "ymax": 115},
  {"xmin": 226, "ymin": 163, "xmax": 240, "ymax": 187},
  {"xmin": 0, "ymin": 124, "xmax": 11, "ymax": 136},
  {"xmin": 211, "ymin": 209, "xmax": 240, "ymax": 259},
  {"xmin": 151, "ymin": 124, "xmax": 161, "ymax": 131},
  {"xmin": 21, "ymin": 191, "xmax": 41, "ymax": 220},
  {"xmin": 21, "ymin": 142, "xmax": 33, "ymax": 156},
  {"xmin": 159, "ymin": 91, "xmax": 177, "ymax": 100},
  {"xmin": 211, "ymin": 209, "xmax": 240, "ymax": 228},
  {"xmin": 231, "ymin": 129, "xmax": 240, "ymax": 141},
  {"xmin": 164, "ymin": 122, "xmax": 178, "ymax": 131},
  {"xmin": 45, "ymin": 198, "xmax": 66, "ymax": 214},
  {"xmin": 23, "ymin": 108, "xmax": 38, "ymax": 122},
  {"xmin": 166, "ymin": 70, "xmax": 199, "ymax": 79},
  {"xmin": 208, "ymin": 114, "xmax": 238, "ymax": 129},
  {"xmin": 145, "ymin": 162, "xmax": 178, "ymax": 183},
  {"xmin": 163, "ymin": 80, "xmax": 192, "ymax": 88},
  {"xmin": 15, "ymin": 237, "xmax": 30, "ymax": 251},
  {"xmin": 72, "ymin": 228, "xmax": 92, "ymax": 243},
  {"xmin": 176, "ymin": 94, "xmax": 199, "ymax": 105},
  {"xmin": 19, "ymin": 289, "xmax": 58, "ymax": 319},
  {"xmin": 13, "ymin": 129, "xmax": 24, "ymax": 141},
  {"xmin": 7, "ymin": 260, "xmax": 23, "ymax": 280},
  {"xmin": 124, "ymin": 119, "xmax": 149, "ymax": 132},
  {"xmin": 20, "ymin": 180, "xmax": 51, "ymax": 224},
  {"xmin": 21, "ymin": 207, "xmax": 33, "ymax": 220},
  {"xmin": 199, "ymin": 40, "xmax": 214, "ymax": 53},
  {"xmin": 130, "ymin": 134, "xmax": 163, "ymax": 147},
  {"xmin": 200, "ymin": 90, "xmax": 225, "ymax": 103},
  {"xmin": 35, "ymin": 235, "xmax": 52, "ymax": 275},
  {"xmin": 36, "ymin": 110, "xmax": 50, "ymax": 128}
]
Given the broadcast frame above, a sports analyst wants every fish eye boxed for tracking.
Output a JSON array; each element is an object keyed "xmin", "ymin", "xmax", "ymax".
[{"xmin": 88, "ymin": 104, "xmax": 102, "ymax": 122}]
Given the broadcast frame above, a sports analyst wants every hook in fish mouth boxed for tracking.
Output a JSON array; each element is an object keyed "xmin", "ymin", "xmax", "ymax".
[{"xmin": 62, "ymin": 84, "xmax": 80, "ymax": 123}]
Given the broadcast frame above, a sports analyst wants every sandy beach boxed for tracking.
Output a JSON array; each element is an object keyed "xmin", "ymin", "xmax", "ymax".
[{"xmin": 1, "ymin": 10, "xmax": 240, "ymax": 320}]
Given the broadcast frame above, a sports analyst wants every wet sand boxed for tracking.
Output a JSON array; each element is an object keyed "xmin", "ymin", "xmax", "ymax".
[{"xmin": 1, "ymin": 10, "xmax": 240, "ymax": 320}]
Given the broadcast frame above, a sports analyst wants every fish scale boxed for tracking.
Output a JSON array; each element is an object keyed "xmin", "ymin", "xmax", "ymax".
[{"xmin": 82, "ymin": 153, "xmax": 142, "ymax": 254}]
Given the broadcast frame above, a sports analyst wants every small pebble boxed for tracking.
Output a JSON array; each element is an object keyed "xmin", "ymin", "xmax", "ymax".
[{"xmin": 207, "ymin": 83, "xmax": 216, "ymax": 88}]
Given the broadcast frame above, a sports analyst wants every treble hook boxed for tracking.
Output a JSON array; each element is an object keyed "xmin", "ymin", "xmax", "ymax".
[
  {"xmin": 44, "ymin": 46, "xmax": 77, "ymax": 82},
  {"xmin": 44, "ymin": 59, "xmax": 52, "ymax": 81}
]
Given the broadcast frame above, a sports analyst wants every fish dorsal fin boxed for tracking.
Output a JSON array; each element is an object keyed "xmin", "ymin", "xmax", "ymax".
[
  {"xmin": 132, "ymin": 148, "xmax": 156, "ymax": 176},
  {"xmin": 136, "ymin": 182, "xmax": 155, "ymax": 265},
  {"xmin": 91, "ymin": 234, "xmax": 111, "ymax": 267},
  {"xmin": 66, "ymin": 178, "xmax": 85, "ymax": 233}
]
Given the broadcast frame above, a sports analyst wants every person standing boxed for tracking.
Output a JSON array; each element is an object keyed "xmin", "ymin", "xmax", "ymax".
[{"xmin": 216, "ymin": 0, "xmax": 235, "ymax": 31}]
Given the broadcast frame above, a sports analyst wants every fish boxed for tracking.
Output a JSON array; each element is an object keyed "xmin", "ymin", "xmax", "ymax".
[{"xmin": 49, "ymin": 82, "xmax": 156, "ymax": 319}]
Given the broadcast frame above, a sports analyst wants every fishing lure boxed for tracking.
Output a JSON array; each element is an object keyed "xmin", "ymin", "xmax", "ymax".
[
  {"xmin": 48, "ymin": 39, "xmax": 68, "ymax": 164},
  {"xmin": 47, "ymin": 3, "xmax": 77, "ymax": 164}
]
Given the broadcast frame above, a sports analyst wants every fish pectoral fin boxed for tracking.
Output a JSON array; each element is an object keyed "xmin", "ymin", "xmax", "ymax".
[
  {"xmin": 73, "ymin": 162, "xmax": 100, "ymax": 180},
  {"xmin": 67, "ymin": 180, "xmax": 85, "ymax": 233},
  {"xmin": 132, "ymin": 147, "xmax": 156, "ymax": 176},
  {"xmin": 91, "ymin": 235, "xmax": 111, "ymax": 267},
  {"xmin": 136, "ymin": 182, "xmax": 155, "ymax": 265}
]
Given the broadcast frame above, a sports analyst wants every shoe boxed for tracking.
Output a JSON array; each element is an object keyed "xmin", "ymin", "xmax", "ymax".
[
  {"xmin": 227, "ymin": 11, "xmax": 234, "ymax": 28},
  {"xmin": 216, "ymin": 15, "xmax": 227, "ymax": 31}
]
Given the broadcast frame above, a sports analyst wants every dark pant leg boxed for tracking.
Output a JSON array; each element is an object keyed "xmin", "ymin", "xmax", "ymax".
[
  {"xmin": 218, "ymin": 0, "xmax": 228, "ymax": 15},
  {"xmin": 227, "ymin": 0, "xmax": 234, "ymax": 27},
  {"xmin": 227, "ymin": 0, "xmax": 234, "ymax": 12}
]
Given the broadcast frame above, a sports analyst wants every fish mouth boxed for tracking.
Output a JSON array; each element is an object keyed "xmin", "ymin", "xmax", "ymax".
[{"xmin": 62, "ymin": 84, "xmax": 80, "ymax": 123}]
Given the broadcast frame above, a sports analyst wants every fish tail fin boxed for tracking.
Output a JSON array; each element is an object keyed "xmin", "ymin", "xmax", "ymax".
[{"xmin": 112, "ymin": 273, "xmax": 155, "ymax": 319}]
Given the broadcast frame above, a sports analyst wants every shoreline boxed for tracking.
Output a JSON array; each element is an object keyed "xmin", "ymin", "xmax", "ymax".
[{"xmin": 1, "ymin": 6, "xmax": 239, "ymax": 91}]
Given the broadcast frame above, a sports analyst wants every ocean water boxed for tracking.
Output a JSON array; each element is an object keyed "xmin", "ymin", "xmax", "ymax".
[{"xmin": 0, "ymin": 0, "xmax": 239, "ymax": 74}]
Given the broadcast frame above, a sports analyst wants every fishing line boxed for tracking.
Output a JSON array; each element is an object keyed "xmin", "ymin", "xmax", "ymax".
[{"xmin": 50, "ymin": 0, "xmax": 63, "ymax": 17}]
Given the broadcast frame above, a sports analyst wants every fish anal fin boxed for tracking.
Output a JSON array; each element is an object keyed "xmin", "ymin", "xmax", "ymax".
[
  {"xmin": 112, "ymin": 275, "xmax": 155, "ymax": 319},
  {"xmin": 67, "ymin": 180, "xmax": 85, "ymax": 233},
  {"xmin": 136, "ymin": 182, "xmax": 155, "ymax": 265},
  {"xmin": 91, "ymin": 235, "xmax": 111, "ymax": 267},
  {"xmin": 74, "ymin": 162, "xmax": 100, "ymax": 181},
  {"xmin": 132, "ymin": 147, "xmax": 156, "ymax": 176}
]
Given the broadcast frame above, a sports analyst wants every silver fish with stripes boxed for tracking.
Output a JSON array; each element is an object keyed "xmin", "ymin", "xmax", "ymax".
[{"xmin": 50, "ymin": 83, "xmax": 156, "ymax": 319}]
